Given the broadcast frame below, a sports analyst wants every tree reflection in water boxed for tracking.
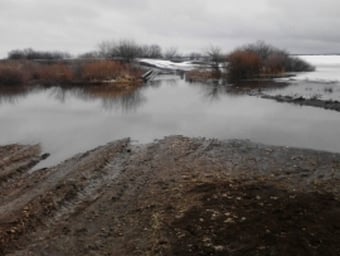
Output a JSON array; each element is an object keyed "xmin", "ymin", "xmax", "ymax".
[
  {"xmin": 0, "ymin": 87, "xmax": 31, "ymax": 105},
  {"xmin": 100, "ymin": 89, "xmax": 146, "ymax": 112},
  {"xmin": 191, "ymin": 80, "xmax": 290, "ymax": 102},
  {"xmin": 49, "ymin": 85, "xmax": 146, "ymax": 112}
]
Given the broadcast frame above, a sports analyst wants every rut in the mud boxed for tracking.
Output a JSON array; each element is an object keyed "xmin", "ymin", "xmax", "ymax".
[{"xmin": 0, "ymin": 136, "xmax": 339, "ymax": 255}]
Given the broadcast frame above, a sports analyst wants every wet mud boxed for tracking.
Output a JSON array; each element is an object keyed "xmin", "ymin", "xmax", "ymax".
[{"xmin": 0, "ymin": 136, "xmax": 339, "ymax": 255}]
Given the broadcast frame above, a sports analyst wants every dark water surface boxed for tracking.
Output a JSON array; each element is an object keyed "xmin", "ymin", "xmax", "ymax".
[{"xmin": 0, "ymin": 76, "xmax": 339, "ymax": 168}]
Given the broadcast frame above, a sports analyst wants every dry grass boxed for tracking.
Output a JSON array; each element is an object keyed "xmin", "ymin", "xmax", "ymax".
[
  {"xmin": 226, "ymin": 42, "xmax": 315, "ymax": 81},
  {"xmin": 0, "ymin": 60, "xmax": 142, "ymax": 86},
  {"xmin": 186, "ymin": 70, "xmax": 220, "ymax": 82},
  {"xmin": 81, "ymin": 61, "xmax": 124, "ymax": 81},
  {"xmin": 227, "ymin": 50, "xmax": 262, "ymax": 81},
  {"xmin": 33, "ymin": 63, "xmax": 74, "ymax": 85},
  {"xmin": 0, "ymin": 62, "xmax": 27, "ymax": 85}
]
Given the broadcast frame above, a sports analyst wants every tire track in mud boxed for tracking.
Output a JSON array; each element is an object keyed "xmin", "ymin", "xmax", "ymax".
[
  {"xmin": 0, "ymin": 136, "xmax": 339, "ymax": 255},
  {"xmin": 0, "ymin": 139, "xmax": 130, "ymax": 254},
  {"xmin": 0, "ymin": 144, "xmax": 42, "ymax": 191},
  {"xmin": 43, "ymin": 141, "xmax": 131, "ymax": 226}
]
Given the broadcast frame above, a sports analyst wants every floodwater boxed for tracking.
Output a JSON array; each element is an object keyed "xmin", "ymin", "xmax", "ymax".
[
  {"xmin": 0, "ymin": 56, "xmax": 340, "ymax": 168},
  {"xmin": 270, "ymin": 55, "xmax": 340, "ymax": 101}
]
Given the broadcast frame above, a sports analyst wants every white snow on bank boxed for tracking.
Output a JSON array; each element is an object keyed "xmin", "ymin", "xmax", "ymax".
[
  {"xmin": 298, "ymin": 55, "xmax": 340, "ymax": 66},
  {"xmin": 290, "ymin": 55, "xmax": 340, "ymax": 84},
  {"xmin": 137, "ymin": 58, "xmax": 199, "ymax": 71},
  {"xmin": 139, "ymin": 56, "xmax": 340, "ymax": 84}
]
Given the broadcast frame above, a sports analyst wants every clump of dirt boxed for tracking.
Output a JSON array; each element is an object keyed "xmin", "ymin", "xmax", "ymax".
[{"xmin": 0, "ymin": 136, "xmax": 339, "ymax": 255}]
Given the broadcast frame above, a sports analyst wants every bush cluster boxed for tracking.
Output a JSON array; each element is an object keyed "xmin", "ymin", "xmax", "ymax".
[
  {"xmin": 227, "ymin": 50, "xmax": 262, "ymax": 81},
  {"xmin": 226, "ymin": 41, "xmax": 315, "ymax": 81},
  {"xmin": 0, "ymin": 60, "xmax": 142, "ymax": 86},
  {"xmin": 0, "ymin": 63, "xmax": 26, "ymax": 85}
]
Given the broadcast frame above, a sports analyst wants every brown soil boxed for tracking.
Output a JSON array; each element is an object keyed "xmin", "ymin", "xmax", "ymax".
[{"xmin": 0, "ymin": 136, "xmax": 339, "ymax": 255}]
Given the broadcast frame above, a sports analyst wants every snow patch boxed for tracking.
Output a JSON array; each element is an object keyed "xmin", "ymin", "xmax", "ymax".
[
  {"xmin": 290, "ymin": 55, "xmax": 340, "ymax": 84},
  {"xmin": 137, "ymin": 58, "xmax": 199, "ymax": 71}
]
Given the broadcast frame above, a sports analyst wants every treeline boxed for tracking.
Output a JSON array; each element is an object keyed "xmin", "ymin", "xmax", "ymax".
[
  {"xmin": 2, "ymin": 40, "xmax": 315, "ymax": 84},
  {"xmin": 8, "ymin": 48, "xmax": 71, "ymax": 60},
  {"xmin": 96, "ymin": 40, "xmax": 181, "ymax": 61},
  {"xmin": 6, "ymin": 40, "xmax": 182, "ymax": 62}
]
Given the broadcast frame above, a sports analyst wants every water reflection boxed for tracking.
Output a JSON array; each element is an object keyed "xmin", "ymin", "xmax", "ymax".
[
  {"xmin": 0, "ymin": 76, "xmax": 339, "ymax": 169},
  {"xmin": 100, "ymin": 90, "xmax": 146, "ymax": 112},
  {"xmin": 48, "ymin": 87, "xmax": 69, "ymax": 103},
  {"xmin": 48, "ymin": 86, "xmax": 147, "ymax": 112},
  {"xmin": 195, "ymin": 83, "xmax": 227, "ymax": 101},
  {"xmin": 265, "ymin": 80, "xmax": 340, "ymax": 101},
  {"xmin": 0, "ymin": 87, "xmax": 31, "ymax": 104},
  {"xmin": 0, "ymin": 79, "xmax": 290, "ymax": 108},
  {"xmin": 147, "ymin": 75, "xmax": 181, "ymax": 87},
  {"xmin": 190, "ymin": 80, "xmax": 290, "ymax": 102}
]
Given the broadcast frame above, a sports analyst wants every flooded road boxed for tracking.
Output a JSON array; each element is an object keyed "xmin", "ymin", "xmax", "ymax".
[{"xmin": 0, "ymin": 75, "xmax": 339, "ymax": 168}]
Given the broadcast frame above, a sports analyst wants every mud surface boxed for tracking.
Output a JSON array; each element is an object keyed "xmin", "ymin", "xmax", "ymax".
[
  {"xmin": 261, "ymin": 94, "xmax": 340, "ymax": 112},
  {"xmin": 0, "ymin": 136, "xmax": 339, "ymax": 255}
]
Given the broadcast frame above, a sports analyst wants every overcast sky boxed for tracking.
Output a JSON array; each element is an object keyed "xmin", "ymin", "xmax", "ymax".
[{"xmin": 1, "ymin": 0, "xmax": 340, "ymax": 58}]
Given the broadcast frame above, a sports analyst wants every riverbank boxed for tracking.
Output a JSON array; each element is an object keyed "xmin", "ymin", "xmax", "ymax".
[
  {"xmin": 0, "ymin": 60, "xmax": 143, "ymax": 88},
  {"xmin": 0, "ymin": 136, "xmax": 339, "ymax": 255}
]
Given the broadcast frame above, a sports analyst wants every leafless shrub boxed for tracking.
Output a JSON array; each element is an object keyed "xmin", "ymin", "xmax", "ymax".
[
  {"xmin": 164, "ymin": 47, "xmax": 179, "ymax": 60},
  {"xmin": 98, "ymin": 40, "xmax": 163, "ymax": 61},
  {"xmin": 206, "ymin": 46, "xmax": 225, "ymax": 73},
  {"xmin": 227, "ymin": 41, "xmax": 315, "ymax": 81},
  {"xmin": 227, "ymin": 50, "xmax": 262, "ymax": 81},
  {"xmin": 0, "ymin": 63, "xmax": 26, "ymax": 85}
]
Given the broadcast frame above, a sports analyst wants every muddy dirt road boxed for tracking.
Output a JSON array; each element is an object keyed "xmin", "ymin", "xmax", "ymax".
[{"xmin": 0, "ymin": 136, "xmax": 339, "ymax": 255}]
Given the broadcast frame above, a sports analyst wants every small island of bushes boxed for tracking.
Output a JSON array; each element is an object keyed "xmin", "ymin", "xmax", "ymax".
[
  {"xmin": 186, "ymin": 41, "xmax": 315, "ymax": 83},
  {"xmin": 226, "ymin": 41, "xmax": 315, "ymax": 81}
]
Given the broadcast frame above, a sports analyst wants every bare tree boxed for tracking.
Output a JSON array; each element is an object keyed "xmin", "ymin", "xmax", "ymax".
[
  {"xmin": 244, "ymin": 40, "xmax": 276, "ymax": 60},
  {"xmin": 164, "ymin": 47, "xmax": 178, "ymax": 60},
  {"xmin": 97, "ymin": 40, "xmax": 116, "ymax": 58},
  {"xmin": 189, "ymin": 52, "xmax": 202, "ymax": 60},
  {"xmin": 97, "ymin": 39, "xmax": 164, "ymax": 61},
  {"xmin": 140, "ymin": 44, "xmax": 162, "ymax": 58},
  {"xmin": 206, "ymin": 46, "xmax": 224, "ymax": 72},
  {"xmin": 148, "ymin": 44, "xmax": 162, "ymax": 59},
  {"xmin": 78, "ymin": 51, "xmax": 100, "ymax": 59},
  {"xmin": 115, "ymin": 39, "xmax": 140, "ymax": 62}
]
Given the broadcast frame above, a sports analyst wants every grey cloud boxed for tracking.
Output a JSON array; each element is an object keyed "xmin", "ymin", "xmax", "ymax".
[{"xmin": 1, "ymin": 0, "xmax": 340, "ymax": 58}]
